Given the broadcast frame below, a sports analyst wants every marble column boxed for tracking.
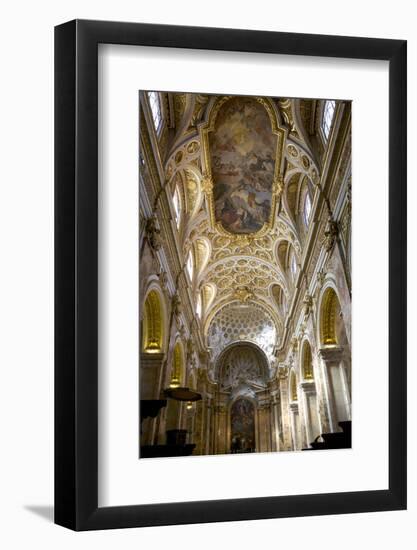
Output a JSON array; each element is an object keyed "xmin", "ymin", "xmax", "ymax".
[
  {"xmin": 318, "ymin": 346, "xmax": 351, "ymax": 432},
  {"xmin": 279, "ymin": 384, "xmax": 293, "ymax": 451},
  {"xmin": 289, "ymin": 402, "xmax": 301, "ymax": 450},
  {"xmin": 257, "ymin": 402, "xmax": 272, "ymax": 453},
  {"xmin": 205, "ymin": 398, "xmax": 212, "ymax": 455},
  {"xmin": 139, "ymin": 352, "xmax": 165, "ymax": 445},
  {"xmin": 214, "ymin": 403, "xmax": 227, "ymax": 454},
  {"xmin": 300, "ymin": 381, "xmax": 321, "ymax": 447},
  {"xmin": 271, "ymin": 394, "xmax": 280, "ymax": 452},
  {"xmin": 193, "ymin": 399, "xmax": 204, "ymax": 455}
]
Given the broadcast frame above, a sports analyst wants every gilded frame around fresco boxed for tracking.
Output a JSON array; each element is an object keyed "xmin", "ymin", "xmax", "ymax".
[
  {"xmin": 199, "ymin": 96, "xmax": 286, "ymax": 240},
  {"xmin": 55, "ymin": 19, "xmax": 406, "ymax": 531}
]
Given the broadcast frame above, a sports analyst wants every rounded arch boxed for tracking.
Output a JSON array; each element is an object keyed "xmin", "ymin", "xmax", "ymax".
[
  {"xmin": 276, "ymin": 239, "xmax": 299, "ymax": 283},
  {"xmin": 270, "ymin": 283, "xmax": 286, "ymax": 317},
  {"xmin": 283, "ymin": 171, "xmax": 303, "ymax": 227},
  {"xmin": 201, "ymin": 282, "xmax": 216, "ymax": 317},
  {"xmin": 142, "ymin": 287, "xmax": 166, "ymax": 354},
  {"xmin": 206, "ymin": 301, "xmax": 278, "ymax": 359},
  {"xmin": 318, "ymin": 285, "xmax": 341, "ymax": 346},
  {"xmin": 300, "ymin": 339, "xmax": 314, "ymax": 380},
  {"xmin": 215, "ymin": 341, "xmax": 270, "ymax": 386}
]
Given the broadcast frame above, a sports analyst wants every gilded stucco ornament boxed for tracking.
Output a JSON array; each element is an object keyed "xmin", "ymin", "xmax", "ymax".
[
  {"xmin": 311, "ymin": 168, "xmax": 320, "ymax": 186},
  {"xmin": 158, "ymin": 270, "xmax": 168, "ymax": 290},
  {"xmin": 298, "ymin": 321, "xmax": 307, "ymax": 339},
  {"xmin": 303, "ymin": 294, "xmax": 313, "ymax": 317},
  {"xmin": 316, "ymin": 268, "xmax": 326, "ymax": 288},
  {"xmin": 186, "ymin": 337, "xmax": 194, "ymax": 356},
  {"xmin": 171, "ymin": 293, "xmax": 182, "ymax": 319},
  {"xmin": 178, "ymin": 323, "xmax": 187, "ymax": 341},
  {"xmin": 145, "ymin": 216, "xmax": 162, "ymax": 251},
  {"xmin": 278, "ymin": 364, "xmax": 289, "ymax": 380},
  {"xmin": 233, "ymin": 286, "xmax": 254, "ymax": 303},
  {"xmin": 277, "ymin": 98, "xmax": 299, "ymax": 137},
  {"xmin": 201, "ymin": 175, "xmax": 213, "ymax": 196},
  {"xmin": 323, "ymin": 218, "xmax": 339, "ymax": 252},
  {"xmin": 290, "ymin": 336, "xmax": 298, "ymax": 352}
]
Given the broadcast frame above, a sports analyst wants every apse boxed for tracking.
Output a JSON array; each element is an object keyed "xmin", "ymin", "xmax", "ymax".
[{"xmin": 218, "ymin": 343, "xmax": 269, "ymax": 390}]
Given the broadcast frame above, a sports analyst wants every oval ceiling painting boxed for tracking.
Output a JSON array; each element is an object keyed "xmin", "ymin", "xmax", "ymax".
[{"xmin": 209, "ymin": 97, "xmax": 277, "ymax": 235}]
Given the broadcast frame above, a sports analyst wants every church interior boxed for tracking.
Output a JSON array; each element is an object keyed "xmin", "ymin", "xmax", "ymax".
[{"xmin": 139, "ymin": 91, "xmax": 351, "ymax": 458}]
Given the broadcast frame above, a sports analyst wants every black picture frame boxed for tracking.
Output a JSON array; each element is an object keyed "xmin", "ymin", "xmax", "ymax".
[{"xmin": 55, "ymin": 19, "xmax": 407, "ymax": 531}]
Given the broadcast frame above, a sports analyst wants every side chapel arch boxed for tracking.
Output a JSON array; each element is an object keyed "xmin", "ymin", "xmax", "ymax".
[
  {"xmin": 301, "ymin": 339, "xmax": 314, "ymax": 380},
  {"xmin": 319, "ymin": 286, "xmax": 340, "ymax": 346},
  {"xmin": 169, "ymin": 339, "xmax": 185, "ymax": 388},
  {"xmin": 317, "ymin": 283, "xmax": 351, "ymax": 428},
  {"xmin": 142, "ymin": 287, "xmax": 165, "ymax": 354}
]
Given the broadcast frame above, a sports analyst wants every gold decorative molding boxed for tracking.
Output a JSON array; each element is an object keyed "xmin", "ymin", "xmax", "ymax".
[
  {"xmin": 320, "ymin": 287, "xmax": 339, "ymax": 346},
  {"xmin": 233, "ymin": 286, "xmax": 254, "ymax": 303},
  {"xmin": 322, "ymin": 218, "xmax": 339, "ymax": 252},
  {"xmin": 143, "ymin": 290, "xmax": 163, "ymax": 353},
  {"xmin": 145, "ymin": 216, "xmax": 162, "ymax": 252},
  {"xmin": 170, "ymin": 341, "xmax": 184, "ymax": 387},
  {"xmin": 171, "ymin": 293, "xmax": 182, "ymax": 321},
  {"xmin": 301, "ymin": 340, "xmax": 314, "ymax": 380},
  {"xmin": 303, "ymin": 294, "xmax": 313, "ymax": 318}
]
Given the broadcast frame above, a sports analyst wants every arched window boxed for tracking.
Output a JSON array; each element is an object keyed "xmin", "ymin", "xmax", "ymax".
[
  {"xmin": 172, "ymin": 185, "xmax": 181, "ymax": 228},
  {"xmin": 170, "ymin": 341, "xmax": 184, "ymax": 388},
  {"xmin": 272, "ymin": 284, "xmax": 286, "ymax": 316},
  {"xmin": 186, "ymin": 250, "xmax": 194, "ymax": 281},
  {"xmin": 196, "ymin": 293, "xmax": 202, "ymax": 319},
  {"xmin": 322, "ymin": 100, "xmax": 336, "ymax": 140},
  {"xmin": 302, "ymin": 340, "xmax": 314, "ymax": 380},
  {"xmin": 142, "ymin": 290, "xmax": 163, "ymax": 353},
  {"xmin": 303, "ymin": 191, "xmax": 312, "ymax": 226},
  {"xmin": 147, "ymin": 91, "xmax": 162, "ymax": 134},
  {"xmin": 290, "ymin": 252, "xmax": 297, "ymax": 278}
]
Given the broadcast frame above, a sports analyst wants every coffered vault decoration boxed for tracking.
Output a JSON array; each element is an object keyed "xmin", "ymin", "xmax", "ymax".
[
  {"xmin": 139, "ymin": 89, "xmax": 352, "ymax": 458},
  {"xmin": 207, "ymin": 302, "xmax": 277, "ymax": 360}
]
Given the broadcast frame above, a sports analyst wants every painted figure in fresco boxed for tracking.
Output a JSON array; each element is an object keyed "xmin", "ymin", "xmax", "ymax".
[
  {"xmin": 230, "ymin": 398, "xmax": 255, "ymax": 453},
  {"xmin": 210, "ymin": 97, "xmax": 277, "ymax": 235}
]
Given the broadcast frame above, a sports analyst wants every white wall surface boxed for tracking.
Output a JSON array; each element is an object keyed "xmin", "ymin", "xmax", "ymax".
[{"xmin": 0, "ymin": 1, "xmax": 414, "ymax": 548}]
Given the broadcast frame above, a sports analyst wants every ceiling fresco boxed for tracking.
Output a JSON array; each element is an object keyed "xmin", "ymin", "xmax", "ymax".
[{"xmin": 209, "ymin": 97, "xmax": 277, "ymax": 235}]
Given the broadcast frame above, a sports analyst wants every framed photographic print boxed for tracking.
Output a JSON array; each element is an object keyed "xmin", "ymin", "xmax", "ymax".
[{"xmin": 55, "ymin": 20, "xmax": 407, "ymax": 530}]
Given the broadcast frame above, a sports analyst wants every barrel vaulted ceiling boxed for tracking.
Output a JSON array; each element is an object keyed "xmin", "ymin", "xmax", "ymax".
[{"xmin": 163, "ymin": 93, "xmax": 321, "ymax": 360}]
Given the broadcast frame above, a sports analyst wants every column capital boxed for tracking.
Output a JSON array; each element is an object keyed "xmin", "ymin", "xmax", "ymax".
[
  {"xmin": 140, "ymin": 352, "xmax": 165, "ymax": 368},
  {"xmin": 300, "ymin": 381, "xmax": 316, "ymax": 394},
  {"xmin": 318, "ymin": 345, "xmax": 344, "ymax": 362},
  {"xmin": 289, "ymin": 402, "xmax": 299, "ymax": 413}
]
